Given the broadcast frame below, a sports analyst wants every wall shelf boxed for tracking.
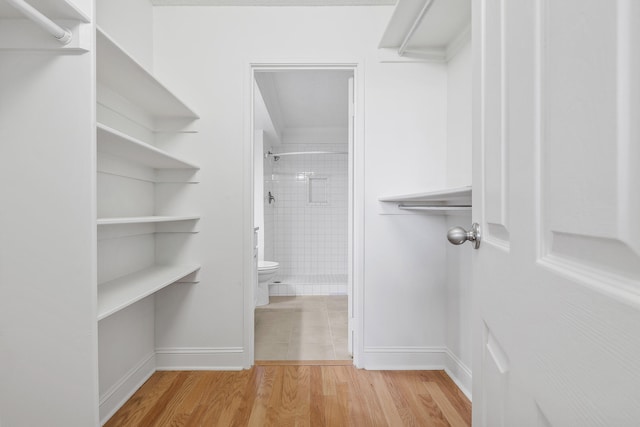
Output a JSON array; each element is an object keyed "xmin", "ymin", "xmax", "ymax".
[
  {"xmin": 398, "ymin": 205, "xmax": 471, "ymax": 212},
  {"xmin": 97, "ymin": 215, "xmax": 200, "ymax": 225},
  {"xmin": 96, "ymin": 27, "xmax": 199, "ymax": 120},
  {"xmin": 97, "ymin": 123, "xmax": 199, "ymax": 169},
  {"xmin": 97, "ymin": 264, "xmax": 200, "ymax": 321},
  {"xmin": 379, "ymin": 0, "xmax": 471, "ymax": 61},
  {"xmin": 0, "ymin": 0, "xmax": 90, "ymax": 22},
  {"xmin": 379, "ymin": 185, "xmax": 471, "ymax": 204},
  {"xmin": 379, "ymin": 186, "xmax": 471, "ymax": 213}
]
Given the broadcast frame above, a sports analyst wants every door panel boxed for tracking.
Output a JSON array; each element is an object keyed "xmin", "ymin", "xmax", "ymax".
[
  {"xmin": 482, "ymin": 0, "xmax": 510, "ymax": 245},
  {"xmin": 473, "ymin": 0, "xmax": 640, "ymax": 425},
  {"xmin": 482, "ymin": 325, "xmax": 509, "ymax": 427},
  {"xmin": 539, "ymin": 0, "xmax": 640, "ymax": 285}
]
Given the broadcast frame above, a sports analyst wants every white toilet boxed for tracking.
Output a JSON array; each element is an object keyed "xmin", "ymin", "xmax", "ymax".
[{"xmin": 256, "ymin": 261, "xmax": 279, "ymax": 306}]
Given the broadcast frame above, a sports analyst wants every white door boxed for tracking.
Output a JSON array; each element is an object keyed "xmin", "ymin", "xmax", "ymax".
[{"xmin": 472, "ymin": 1, "xmax": 640, "ymax": 425}]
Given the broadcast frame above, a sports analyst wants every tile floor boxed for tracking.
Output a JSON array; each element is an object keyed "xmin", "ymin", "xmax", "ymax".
[{"xmin": 255, "ymin": 296, "xmax": 350, "ymax": 360}]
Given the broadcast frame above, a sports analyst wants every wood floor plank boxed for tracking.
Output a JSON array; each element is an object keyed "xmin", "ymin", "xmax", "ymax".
[
  {"xmin": 133, "ymin": 371, "xmax": 190, "ymax": 427},
  {"xmin": 106, "ymin": 366, "xmax": 471, "ymax": 427},
  {"xmin": 322, "ymin": 366, "xmax": 349, "ymax": 426},
  {"xmin": 380, "ymin": 370, "xmax": 425, "ymax": 426},
  {"xmin": 213, "ymin": 369, "xmax": 254, "ymax": 427},
  {"xmin": 404, "ymin": 371, "xmax": 450, "ymax": 427},
  {"xmin": 368, "ymin": 370, "xmax": 406, "ymax": 426},
  {"xmin": 423, "ymin": 382, "xmax": 468, "ymax": 427},
  {"xmin": 433, "ymin": 371, "xmax": 472, "ymax": 423},
  {"xmin": 146, "ymin": 371, "xmax": 200, "ymax": 427},
  {"xmin": 264, "ymin": 365, "xmax": 286, "ymax": 426},
  {"xmin": 256, "ymin": 360, "xmax": 352, "ymax": 366},
  {"xmin": 345, "ymin": 366, "xmax": 387, "ymax": 427},
  {"xmin": 309, "ymin": 366, "xmax": 327, "ymax": 426},
  {"xmin": 246, "ymin": 366, "xmax": 278, "ymax": 427},
  {"xmin": 292, "ymin": 366, "xmax": 311, "ymax": 426},
  {"xmin": 229, "ymin": 367, "xmax": 262, "ymax": 427},
  {"xmin": 104, "ymin": 371, "xmax": 181, "ymax": 427},
  {"xmin": 188, "ymin": 371, "xmax": 242, "ymax": 426}
]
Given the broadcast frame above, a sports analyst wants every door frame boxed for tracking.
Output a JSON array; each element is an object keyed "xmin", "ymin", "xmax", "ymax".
[{"xmin": 243, "ymin": 61, "xmax": 365, "ymax": 367}]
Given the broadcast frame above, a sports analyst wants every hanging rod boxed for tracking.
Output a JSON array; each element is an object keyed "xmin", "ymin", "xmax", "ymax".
[
  {"xmin": 266, "ymin": 150, "xmax": 348, "ymax": 160},
  {"xmin": 5, "ymin": 0, "xmax": 72, "ymax": 44}
]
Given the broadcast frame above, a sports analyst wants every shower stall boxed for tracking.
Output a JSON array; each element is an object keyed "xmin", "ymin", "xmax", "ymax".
[{"xmin": 263, "ymin": 143, "xmax": 349, "ymax": 296}]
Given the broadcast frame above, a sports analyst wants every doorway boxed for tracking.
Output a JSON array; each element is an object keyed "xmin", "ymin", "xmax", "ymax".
[{"xmin": 249, "ymin": 65, "xmax": 358, "ymax": 362}]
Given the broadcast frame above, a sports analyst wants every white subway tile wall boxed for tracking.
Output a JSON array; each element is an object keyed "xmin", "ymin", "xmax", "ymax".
[
  {"xmin": 264, "ymin": 143, "xmax": 348, "ymax": 296},
  {"xmin": 263, "ymin": 144, "xmax": 275, "ymax": 262}
]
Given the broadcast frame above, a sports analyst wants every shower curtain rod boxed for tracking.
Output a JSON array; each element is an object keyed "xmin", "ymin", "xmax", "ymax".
[
  {"xmin": 5, "ymin": 0, "xmax": 72, "ymax": 44},
  {"xmin": 266, "ymin": 150, "xmax": 348, "ymax": 160}
]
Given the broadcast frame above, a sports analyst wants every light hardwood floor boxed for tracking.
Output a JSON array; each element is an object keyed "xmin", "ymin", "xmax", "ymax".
[{"xmin": 105, "ymin": 362, "xmax": 471, "ymax": 426}]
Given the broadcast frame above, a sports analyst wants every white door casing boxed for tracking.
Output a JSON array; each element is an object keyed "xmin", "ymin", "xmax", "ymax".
[
  {"xmin": 348, "ymin": 75, "xmax": 355, "ymax": 357},
  {"xmin": 473, "ymin": 0, "xmax": 640, "ymax": 425}
]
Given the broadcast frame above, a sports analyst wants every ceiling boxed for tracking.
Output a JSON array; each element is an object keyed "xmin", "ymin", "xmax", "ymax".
[
  {"xmin": 151, "ymin": 0, "xmax": 395, "ymax": 6},
  {"xmin": 255, "ymin": 70, "xmax": 353, "ymax": 143}
]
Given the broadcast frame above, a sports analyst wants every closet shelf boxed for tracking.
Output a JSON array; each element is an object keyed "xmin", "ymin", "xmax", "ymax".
[
  {"xmin": 97, "ymin": 215, "xmax": 200, "ymax": 225},
  {"xmin": 399, "ymin": 205, "xmax": 471, "ymax": 212},
  {"xmin": 379, "ymin": 0, "xmax": 471, "ymax": 60},
  {"xmin": 97, "ymin": 123, "xmax": 200, "ymax": 169},
  {"xmin": 96, "ymin": 27, "xmax": 199, "ymax": 120},
  {"xmin": 379, "ymin": 185, "xmax": 471, "ymax": 204},
  {"xmin": 98, "ymin": 264, "xmax": 200, "ymax": 320},
  {"xmin": 0, "ymin": 0, "xmax": 89, "ymax": 22}
]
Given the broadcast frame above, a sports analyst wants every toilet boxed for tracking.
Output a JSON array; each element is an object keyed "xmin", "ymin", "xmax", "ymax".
[{"xmin": 256, "ymin": 261, "xmax": 279, "ymax": 306}]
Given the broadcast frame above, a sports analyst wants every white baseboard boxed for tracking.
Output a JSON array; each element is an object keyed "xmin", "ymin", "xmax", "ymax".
[
  {"xmin": 362, "ymin": 346, "xmax": 472, "ymax": 401},
  {"xmin": 155, "ymin": 347, "xmax": 247, "ymax": 370},
  {"xmin": 444, "ymin": 349, "xmax": 472, "ymax": 401},
  {"xmin": 362, "ymin": 346, "xmax": 449, "ymax": 370},
  {"xmin": 99, "ymin": 352, "xmax": 156, "ymax": 426}
]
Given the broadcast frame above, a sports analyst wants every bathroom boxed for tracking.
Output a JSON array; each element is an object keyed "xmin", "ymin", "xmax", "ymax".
[{"xmin": 253, "ymin": 69, "xmax": 353, "ymax": 360}]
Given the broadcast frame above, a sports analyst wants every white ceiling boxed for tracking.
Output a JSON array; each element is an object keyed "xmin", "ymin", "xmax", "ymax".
[
  {"xmin": 255, "ymin": 70, "xmax": 353, "ymax": 143},
  {"xmin": 151, "ymin": 0, "xmax": 395, "ymax": 6}
]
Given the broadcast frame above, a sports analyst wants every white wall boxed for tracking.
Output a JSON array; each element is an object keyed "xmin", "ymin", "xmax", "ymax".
[
  {"xmin": 152, "ymin": 6, "xmax": 450, "ymax": 369},
  {"xmin": 97, "ymin": 0, "xmax": 154, "ymax": 71},
  {"xmin": 0, "ymin": 3, "xmax": 98, "ymax": 425},
  {"xmin": 445, "ymin": 212, "xmax": 473, "ymax": 393},
  {"xmin": 444, "ymin": 40, "xmax": 473, "ymax": 395},
  {"xmin": 446, "ymin": 40, "xmax": 472, "ymax": 188},
  {"xmin": 363, "ymin": 60, "xmax": 448, "ymax": 362}
]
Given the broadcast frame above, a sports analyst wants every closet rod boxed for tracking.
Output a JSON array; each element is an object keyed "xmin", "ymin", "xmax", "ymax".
[
  {"xmin": 267, "ymin": 150, "xmax": 348, "ymax": 160},
  {"xmin": 5, "ymin": 0, "xmax": 72, "ymax": 44}
]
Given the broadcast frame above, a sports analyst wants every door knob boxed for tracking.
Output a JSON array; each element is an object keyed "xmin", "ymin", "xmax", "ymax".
[{"xmin": 447, "ymin": 223, "xmax": 481, "ymax": 249}]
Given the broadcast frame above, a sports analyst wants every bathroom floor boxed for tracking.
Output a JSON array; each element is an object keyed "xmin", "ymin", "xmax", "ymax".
[{"xmin": 255, "ymin": 296, "xmax": 350, "ymax": 360}]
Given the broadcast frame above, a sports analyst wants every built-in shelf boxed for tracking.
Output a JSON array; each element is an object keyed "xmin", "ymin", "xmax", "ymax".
[
  {"xmin": 96, "ymin": 27, "xmax": 199, "ymax": 120},
  {"xmin": 379, "ymin": 185, "xmax": 471, "ymax": 204},
  {"xmin": 98, "ymin": 264, "xmax": 200, "ymax": 321},
  {"xmin": 97, "ymin": 215, "xmax": 200, "ymax": 225},
  {"xmin": 0, "ymin": 0, "xmax": 90, "ymax": 22},
  {"xmin": 399, "ymin": 205, "xmax": 471, "ymax": 212},
  {"xmin": 379, "ymin": 186, "xmax": 471, "ymax": 213},
  {"xmin": 97, "ymin": 123, "xmax": 199, "ymax": 169},
  {"xmin": 379, "ymin": 0, "xmax": 471, "ymax": 61}
]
